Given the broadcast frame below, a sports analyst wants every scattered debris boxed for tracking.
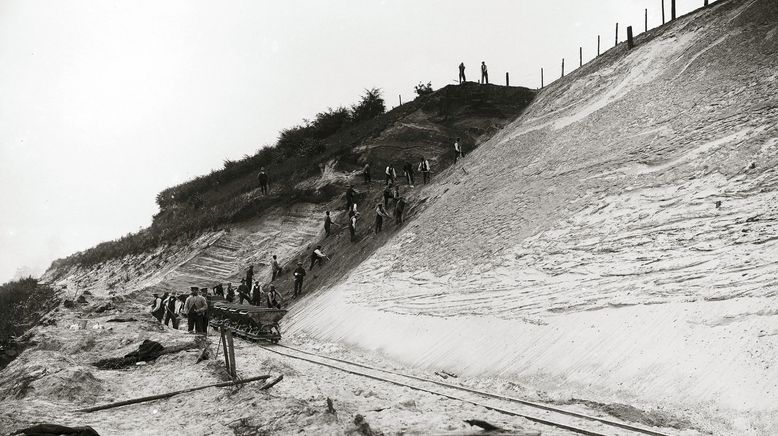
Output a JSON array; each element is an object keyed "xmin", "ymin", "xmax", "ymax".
[
  {"xmin": 93, "ymin": 340, "xmax": 198, "ymax": 369},
  {"xmin": 195, "ymin": 347, "xmax": 210, "ymax": 364},
  {"xmin": 714, "ymin": 200, "xmax": 722, "ymax": 209},
  {"xmin": 464, "ymin": 419, "xmax": 503, "ymax": 432},
  {"xmin": 11, "ymin": 423, "xmax": 100, "ymax": 436},
  {"xmin": 749, "ymin": 162, "xmax": 756, "ymax": 169},
  {"xmin": 259, "ymin": 374, "xmax": 284, "ymax": 390},
  {"xmin": 434, "ymin": 371, "xmax": 448, "ymax": 379},
  {"xmin": 76, "ymin": 295, "xmax": 88, "ymax": 304},
  {"xmin": 106, "ymin": 317, "xmax": 137, "ymax": 323},
  {"xmin": 441, "ymin": 370, "xmax": 458, "ymax": 378},
  {"xmin": 326, "ymin": 397, "xmax": 337, "ymax": 415},
  {"xmin": 745, "ymin": 215, "xmax": 760, "ymax": 223},
  {"xmin": 93, "ymin": 302, "xmax": 115, "ymax": 313},
  {"xmin": 63, "ymin": 300, "xmax": 75, "ymax": 309},
  {"xmin": 349, "ymin": 414, "xmax": 382, "ymax": 436}
]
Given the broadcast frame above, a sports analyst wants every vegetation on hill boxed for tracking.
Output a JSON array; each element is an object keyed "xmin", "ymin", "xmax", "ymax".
[
  {"xmin": 0, "ymin": 278, "xmax": 58, "ymax": 343},
  {"xmin": 52, "ymin": 83, "xmax": 534, "ymax": 270}
]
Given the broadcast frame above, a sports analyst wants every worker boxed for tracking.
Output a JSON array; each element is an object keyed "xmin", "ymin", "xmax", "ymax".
[
  {"xmin": 481, "ymin": 61, "xmax": 488, "ymax": 84},
  {"xmin": 403, "ymin": 162, "xmax": 415, "ymax": 186},
  {"xmin": 293, "ymin": 261, "xmax": 306, "ymax": 298},
  {"xmin": 225, "ymin": 282, "xmax": 235, "ymax": 303},
  {"xmin": 267, "ymin": 285, "xmax": 282, "ymax": 309},
  {"xmin": 375, "ymin": 203, "xmax": 390, "ymax": 233},
  {"xmin": 184, "ymin": 288, "xmax": 208, "ymax": 333},
  {"xmin": 345, "ymin": 184, "xmax": 358, "ymax": 211},
  {"xmin": 257, "ymin": 167, "xmax": 269, "ymax": 195},
  {"xmin": 383, "ymin": 183, "xmax": 394, "ymax": 208},
  {"xmin": 212, "ymin": 283, "xmax": 224, "ymax": 298},
  {"xmin": 237, "ymin": 279, "xmax": 250, "ymax": 304},
  {"xmin": 162, "ymin": 293, "xmax": 179, "ymax": 329},
  {"xmin": 150, "ymin": 293, "xmax": 164, "ymax": 322},
  {"xmin": 458, "ymin": 62, "xmax": 466, "ymax": 83},
  {"xmin": 310, "ymin": 245, "xmax": 329, "ymax": 270},
  {"xmin": 252, "ymin": 282, "xmax": 264, "ymax": 306},
  {"xmin": 395, "ymin": 196, "xmax": 407, "ymax": 226},
  {"xmin": 271, "ymin": 255, "xmax": 281, "ymax": 281},
  {"xmin": 418, "ymin": 157, "xmax": 431, "ymax": 184},
  {"xmin": 385, "ymin": 165, "xmax": 397, "ymax": 185},
  {"xmin": 454, "ymin": 138, "xmax": 463, "ymax": 162},
  {"xmin": 348, "ymin": 202, "xmax": 358, "ymax": 218},
  {"xmin": 245, "ymin": 265, "xmax": 254, "ymax": 288},
  {"xmin": 324, "ymin": 211, "xmax": 333, "ymax": 237},
  {"xmin": 349, "ymin": 213, "xmax": 358, "ymax": 242},
  {"xmin": 363, "ymin": 163, "xmax": 371, "ymax": 184}
]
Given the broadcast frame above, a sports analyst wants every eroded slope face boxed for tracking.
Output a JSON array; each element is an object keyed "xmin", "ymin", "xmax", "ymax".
[{"xmin": 288, "ymin": 1, "xmax": 778, "ymax": 433}]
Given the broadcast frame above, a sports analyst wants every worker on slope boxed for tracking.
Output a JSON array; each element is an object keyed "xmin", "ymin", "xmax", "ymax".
[
  {"xmin": 395, "ymin": 196, "xmax": 407, "ymax": 226},
  {"xmin": 403, "ymin": 162, "xmax": 415, "ymax": 187},
  {"xmin": 184, "ymin": 287, "xmax": 208, "ymax": 333},
  {"xmin": 212, "ymin": 283, "xmax": 224, "ymax": 298},
  {"xmin": 162, "ymin": 292, "xmax": 179, "ymax": 329},
  {"xmin": 225, "ymin": 282, "xmax": 235, "ymax": 303},
  {"xmin": 375, "ymin": 203, "xmax": 390, "ymax": 233},
  {"xmin": 481, "ymin": 61, "xmax": 488, "ymax": 84},
  {"xmin": 349, "ymin": 213, "xmax": 358, "ymax": 242},
  {"xmin": 385, "ymin": 164, "xmax": 397, "ymax": 185},
  {"xmin": 271, "ymin": 255, "xmax": 281, "ymax": 281},
  {"xmin": 267, "ymin": 285, "xmax": 283, "ymax": 308},
  {"xmin": 310, "ymin": 245, "xmax": 330, "ymax": 270},
  {"xmin": 345, "ymin": 184, "xmax": 358, "ymax": 211},
  {"xmin": 383, "ymin": 183, "xmax": 394, "ymax": 208},
  {"xmin": 293, "ymin": 261, "xmax": 306, "ymax": 298},
  {"xmin": 418, "ymin": 157, "xmax": 431, "ymax": 184},
  {"xmin": 458, "ymin": 62, "xmax": 466, "ymax": 83},
  {"xmin": 363, "ymin": 162, "xmax": 371, "ymax": 185},
  {"xmin": 324, "ymin": 210, "xmax": 333, "ymax": 237},
  {"xmin": 454, "ymin": 137, "xmax": 464, "ymax": 162},
  {"xmin": 252, "ymin": 282, "xmax": 264, "ymax": 306},
  {"xmin": 257, "ymin": 167, "xmax": 269, "ymax": 195}
]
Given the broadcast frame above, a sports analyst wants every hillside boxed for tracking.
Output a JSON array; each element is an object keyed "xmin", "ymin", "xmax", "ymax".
[{"xmin": 4, "ymin": 0, "xmax": 777, "ymax": 434}]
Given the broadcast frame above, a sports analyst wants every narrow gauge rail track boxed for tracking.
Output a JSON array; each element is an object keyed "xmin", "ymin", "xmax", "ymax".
[{"xmin": 227, "ymin": 329, "xmax": 672, "ymax": 436}]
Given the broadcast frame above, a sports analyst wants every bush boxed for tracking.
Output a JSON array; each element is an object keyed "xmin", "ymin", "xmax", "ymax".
[
  {"xmin": 350, "ymin": 88, "xmax": 385, "ymax": 124},
  {"xmin": 415, "ymin": 82, "xmax": 433, "ymax": 96},
  {"xmin": 0, "ymin": 277, "xmax": 58, "ymax": 343}
]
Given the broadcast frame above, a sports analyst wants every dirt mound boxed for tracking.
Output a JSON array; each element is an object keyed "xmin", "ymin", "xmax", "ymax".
[{"xmin": 0, "ymin": 350, "xmax": 103, "ymax": 403}]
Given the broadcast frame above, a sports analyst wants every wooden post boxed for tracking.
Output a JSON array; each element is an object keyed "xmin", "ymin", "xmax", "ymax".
[
  {"xmin": 561, "ymin": 58, "xmax": 565, "ymax": 77},
  {"xmin": 597, "ymin": 35, "xmax": 601, "ymax": 56},
  {"xmin": 645, "ymin": 8, "xmax": 648, "ymax": 32},
  {"xmin": 615, "ymin": 23, "xmax": 619, "ymax": 46},
  {"xmin": 704, "ymin": 0, "xmax": 708, "ymax": 6},
  {"xmin": 662, "ymin": 0, "xmax": 665, "ymax": 24},
  {"xmin": 220, "ymin": 328, "xmax": 231, "ymax": 374},
  {"xmin": 226, "ymin": 328, "xmax": 236, "ymax": 378},
  {"xmin": 541, "ymin": 67, "xmax": 544, "ymax": 88},
  {"xmin": 399, "ymin": 95, "xmax": 402, "ymax": 106},
  {"xmin": 671, "ymin": 0, "xmax": 676, "ymax": 20},
  {"xmin": 627, "ymin": 26, "xmax": 634, "ymax": 49},
  {"xmin": 579, "ymin": 47, "xmax": 582, "ymax": 67},
  {"xmin": 505, "ymin": 72, "xmax": 509, "ymax": 86}
]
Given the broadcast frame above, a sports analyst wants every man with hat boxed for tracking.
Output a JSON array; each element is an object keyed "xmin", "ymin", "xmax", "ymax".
[
  {"xmin": 150, "ymin": 293, "xmax": 164, "ymax": 322},
  {"xmin": 293, "ymin": 261, "xmax": 306, "ymax": 298},
  {"xmin": 184, "ymin": 287, "xmax": 208, "ymax": 333}
]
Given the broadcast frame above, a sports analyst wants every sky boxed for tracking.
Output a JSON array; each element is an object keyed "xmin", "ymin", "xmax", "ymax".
[{"xmin": 0, "ymin": 0, "xmax": 714, "ymax": 283}]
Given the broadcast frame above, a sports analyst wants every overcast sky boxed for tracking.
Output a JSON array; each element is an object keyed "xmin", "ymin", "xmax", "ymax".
[{"xmin": 0, "ymin": 0, "xmax": 713, "ymax": 283}]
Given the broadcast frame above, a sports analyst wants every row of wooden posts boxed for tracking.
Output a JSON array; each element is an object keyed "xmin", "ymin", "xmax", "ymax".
[{"xmin": 540, "ymin": 0, "xmax": 712, "ymax": 88}]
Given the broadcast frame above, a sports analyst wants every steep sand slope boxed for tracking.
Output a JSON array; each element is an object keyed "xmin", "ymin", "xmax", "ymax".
[{"xmin": 286, "ymin": 1, "xmax": 778, "ymax": 434}]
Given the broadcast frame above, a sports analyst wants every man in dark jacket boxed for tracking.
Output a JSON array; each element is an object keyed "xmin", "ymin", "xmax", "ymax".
[
  {"xmin": 293, "ymin": 261, "xmax": 306, "ymax": 298},
  {"xmin": 162, "ymin": 293, "xmax": 179, "ymax": 329},
  {"xmin": 237, "ymin": 279, "xmax": 250, "ymax": 304},
  {"xmin": 151, "ymin": 293, "xmax": 164, "ymax": 322},
  {"xmin": 395, "ymin": 197, "xmax": 407, "ymax": 225},
  {"xmin": 403, "ymin": 162, "xmax": 415, "ymax": 186},
  {"xmin": 345, "ymin": 185, "xmax": 358, "ymax": 211},
  {"xmin": 324, "ymin": 211, "xmax": 332, "ymax": 237},
  {"xmin": 257, "ymin": 167, "xmax": 269, "ymax": 195},
  {"xmin": 245, "ymin": 265, "xmax": 254, "ymax": 289}
]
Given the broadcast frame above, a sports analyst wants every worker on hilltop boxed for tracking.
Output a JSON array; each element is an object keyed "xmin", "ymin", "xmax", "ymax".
[
  {"xmin": 362, "ymin": 162, "xmax": 371, "ymax": 185},
  {"xmin": 257, "ymin": 167, "xmax": 269, "ymax": 195},
  {"xmin": 458, "ymin": 62, "xmax": 466, "ymax": 83},
  {"xmin": 184, "ymin": 287, "xmax": 208, "ymax": 334},
  {"xmin": 418, "ymin": 157, "xmax": 431, "ymax": 184},
  {"xmin": 345, "ymin": 184, "xmax": 358, "ymax": 211},
  {"xmin": 271, "ymin": 255, "xmax": 281, "ymax": 281},
  {"xmin": 375, "ymin": 202, "xmax": 391, "ymax": 233},
  {"xmin": 245, "ymin": 265, "xmax": 254, "ymax": 288},
  {"xmin": 310, "ymin": 245, "xmax": 330, "ymax": 270},
  {"xmin": 403, "ymin": 162, "xmax": 415, "ymax": 187},
  {"xmin": 454, "ymin": 137, "xmax": 464, "ymax": 162},
  {"xmin": 293, "ymin": 261, "xmax": 306, "ymax": 298},
  {"xmin": 481, "ymin": 61, "xmax": 488, "ymax": 84},
  {"xmin": 323, "ymin": 210, "xmax": 333, "ymax": 237},
  {"xmin": 385, "ymin": 164, "xmax": 397, "ymax": 185}
]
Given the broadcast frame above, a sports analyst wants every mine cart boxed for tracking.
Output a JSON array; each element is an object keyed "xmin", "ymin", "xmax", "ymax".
[{"xmin": 208, "ymin": 301, "xmax": 287, "ymax": 343}]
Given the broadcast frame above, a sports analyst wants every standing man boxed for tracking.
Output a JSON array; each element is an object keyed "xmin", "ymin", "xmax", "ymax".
[
  {"xmin": 237, "ymin": 279, "xmax": 250, "ymax": 304},
  {"xmin": 418, "ymin": 157, "xmax": 431, "ymax": 184},
  {"xmin": 257, "ymin": 167, "xmax": 269, "ymax": 195},
  {"xmin": 245, "ymin": 265, "xmax": 254, "ymax": 289},
  {"xmin": 458, "ymin": 62, "xmax": 466, "ymax": 83},
  {"xmin": 362, "ymin": 163, "xmax": 371, "ymax": 185},
  {"xmin": 266, "ymin": 285, "xmax": 282, "ymax": 308},
  {"xmin": 454, "ymin": 138, "xmax": 464, "ymax": 162},
  {"xmin": 251, "ymin": 281, "xmax": 263, "ymax": 306},
  {"xmin": 184, "ymin": 287, "xmax": 208, "ymax": 334},
  {"xmin": 383, "ymin": 184, "xmax": 394, "ymax": 208},
  {"xmin": 225, "ymin": 282, "xmax": 235, "ymax": 303},
  {"xmin": 481, "ymin": 61, "xmax": 488, "ymax": 84},
  {"xmin": 349, "ymin": 213, "xmax": 358, "ymax": 242},
  {"xmin": 163, "ymin": 293, "xmax": 179, "ymax": 329},
  {"xmin": 375, "ymin": 203, "xmax": 390, "ymax": 233},
  {"xmin": 403, "ymin": 162, "xmax": 415, "ymax": 186},
  {"xmin": 293, "ymin": 261, "xmax": 306, "ymax": 298},
  {"xmin": 150, "ymin": 293, "xmax": 164, "ymax": 322},
  {"xmin": 395, "ymin": 196, "xmax": 407, "ymax": 226},
  {"xmin": 271, "ymin": 255, "xmax": 281, "ymax": 281},
  {"xmin": 324, "ymin": 211, "xmax": 333, "ymax": 237},
  {"xmin": 345, "ymin": 184, "xmax": 358, "ymax": 211}
]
